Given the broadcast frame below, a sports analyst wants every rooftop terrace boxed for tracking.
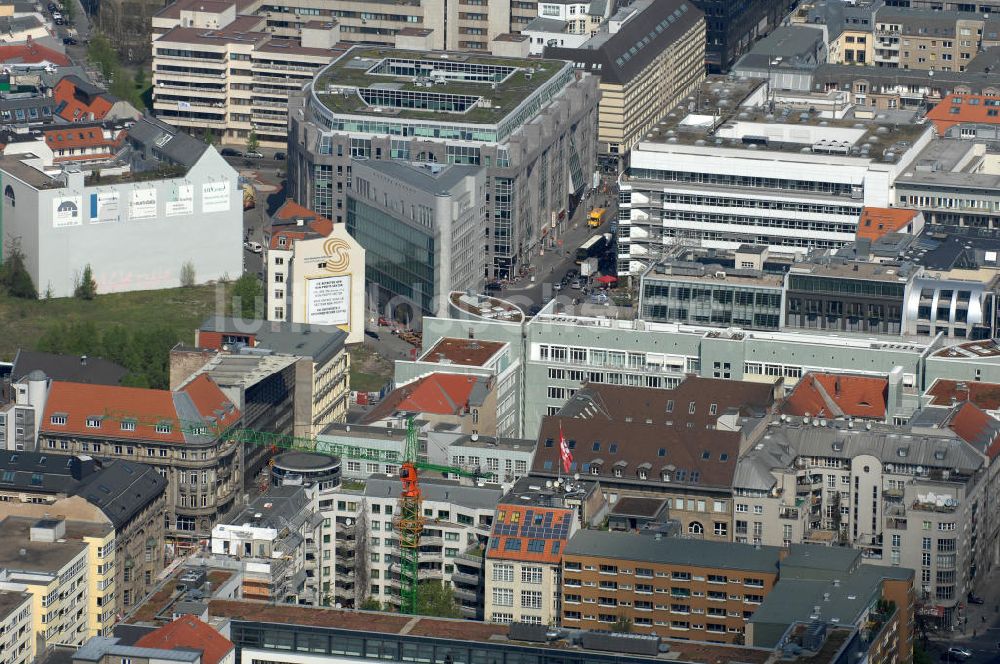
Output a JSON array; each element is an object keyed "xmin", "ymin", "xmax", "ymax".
[
  {"xmin": 634, "ymin": 76, "xmax": 929, "ymax": 160},
  {"xmin": 312, "ymin": 47, "xmax": 568, "ymax": 125}
]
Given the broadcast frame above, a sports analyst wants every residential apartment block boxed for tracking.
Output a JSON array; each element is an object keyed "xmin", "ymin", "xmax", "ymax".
[
  {"xmin": 873, "ymin": 7, "xmax": 995, "ymax": 71},
  {"xmin": 523, "ymin": 0, "xmax": 611, "ymax": 54},
  {"xmin": 211, "ymin": 486, "xmax": 322, "ymax": 604},
  {"xmin": 545, "ymin": 0, "xmax": 706, "ymax": 157},
  {"xmin": 287, "ymin": 47, "xmax": 599, "ymax": 279},
  {"xmin": 0, "ymin": 590, "xmax": 31, "ymax": 664},
  {"xmin": 484, "ymin": 494, "xmax": 579, "ymax": 625},
  {"xmin": 734, "ymin": 415, "xmax": 997, "ymax": 625},
  {"xmin": 151, "ymin": 0, "xmax": 341, "ymax": 148},
  {"xmin": 562, "ymin": 531, "xmax": 780, "ymax": 641},
  {"xmin": 0, "ymin": 452, "xmax": 167, "ymax": 617}
]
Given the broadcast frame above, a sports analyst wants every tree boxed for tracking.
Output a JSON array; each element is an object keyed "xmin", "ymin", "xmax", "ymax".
[
  {"xmin": 415, "ymin": 581, "xmax": 460, "ymax": 619},
  {"xmin": 0, "ymin": 240, "xmax": 37, "ymax": 299},
  {"xmin": 245, "ymin": 131, "xmax": 259, "ymax": 154},
  {"xmin": 359, "ymin": 598, "xmax": 382, "ymax": 611},
  {"xmin": 74, "ymin": 264, "xmax": 97, "ymax": 300},
  {"xmin": 201, "ymin": 125, "xmax": 216, "ymax": 146},
  {"xmin": 913, "ymin": 644, "xmax": 932, "ymax": 664},
  {"xmin": 232, "ymin": 273, "xmax": 262, "ymax": 318},
  {"xmin": 180, "ymin": 261, "xmax": 196, "ymax": 287}
]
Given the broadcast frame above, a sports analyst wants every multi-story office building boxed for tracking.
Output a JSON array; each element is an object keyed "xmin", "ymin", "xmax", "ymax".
[
  {"xmin": 0, "ymin": 590, "xmax": 31, "ymax": 664},
  {"xmin": 211, "ymin": 486, "xmax": 323, "ymax": 604},
  {"xmin": 545, "ymin": 0, "xmax": 705, "ymax": 158},
  {"xmin": 195, "ymin": 318, "xmax": 352, "ymax": 436},
  {"xmin": 0, "ymin": 453, "xmax": 167, "ymax": 617},
  {"xmin": 38, "ymin": 377, "xmax": 243, "ymax": 552},
  {"xmin": 690, "ymin": 0, "xmax": 790, "ymax": 72},
  {"xmin": 0, "ymin": 116, "xmax": 241, "ymax": 297},
  {"xmin": 783, "ymin": 258, "xmax": 914, "ymax": 335},
  {"xmin": 347, "ymin": 160, "xmax": 487, "ymax": 320},
  {"xmin": 733, "ymin": 415, "xmax": 992, "ymax": 625},
  {"xmin": 262, "ymin": 201, "xmax": 367, "ymax": 345},
  {"xmin": 287, "ymin": 47, "xmax": 600, "ymax": 278},
  {"xmin": 151, "ymin": 0, "xmax": 341, "ymax": 148},
  {"xmin": 873, "ymin": 7, "xmax": 994, "ymax": 71},
  {"xmin": 562, "ymin": 531, "xmax": 782, "ymax": 641},
  {"xmin": 618, "ymin": 77, "xmax": 934, "ymax": 274},
  {"xmin": 638, "ymin": 247, "xmax": 787, "ymax": 330}
]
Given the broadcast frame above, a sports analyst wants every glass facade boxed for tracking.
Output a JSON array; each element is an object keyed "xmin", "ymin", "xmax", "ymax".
[
  {"xmin": 641, "ymin": 280, "xmax": 783, "ymax": 330},
  {"xmin": 346, "ymin": 197, "xmax": 435, "ymax": 313}
]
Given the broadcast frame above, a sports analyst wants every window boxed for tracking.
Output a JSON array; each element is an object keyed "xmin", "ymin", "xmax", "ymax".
[
  {"xmin": 521, "ymin": 590, "xmax": 542, "ymax": 609},
  {"xmin": 713, "ymin": 522, "xmax": 728, "ymax": 537},
  {"xmin": 120, "ymin": 420, "xmax": 136, "ymax": 432},
  {"xmin": 49, "ymin": 415, "xmax": 66, "ymax": 425},
  {"xmin": 492, "ymin": 588, "xmax": 513, "ymax": 607},
  {"xmin": 521, "ymin": 566, "xmax": 543, "ymax": 584},
  {"xmin": 492, "ymin": 563, "xmax": 514, "ymax": 582},
  {"xmin": 688, "ymin": 521, "xmax": 704, "ymax": 535}
]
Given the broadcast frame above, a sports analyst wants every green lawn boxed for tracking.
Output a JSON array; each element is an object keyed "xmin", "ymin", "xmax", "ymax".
[
  {"xmin": 349, "ymin": 344, "xmax": 393, "ymax": 393},
  {"xmin": 0, "ymin": 284, "xmax": 229, "ymax": 361}
]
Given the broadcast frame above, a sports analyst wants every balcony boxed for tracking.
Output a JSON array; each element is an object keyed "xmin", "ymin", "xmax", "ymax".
[
  {"xmin": 779, "ymin": 506, "xmax": 800, "ymax": 520},
  {"xmin": 455, "ymin": 550, "xmax": 484, "ymax": 567},
  {"xmin": 451, "ymin": 571, "xmax": 480, "ymax": 587},
  {"xmin": 911, "ymin": 498, "xmax": 958, "ymax": 513},
  {"xmin": 886, "ymin": 517, "xmax": 908, "ymax": 530},
  {"xmin": 418, "ymin": 568, "xmax": 443, "ymax": 580}
]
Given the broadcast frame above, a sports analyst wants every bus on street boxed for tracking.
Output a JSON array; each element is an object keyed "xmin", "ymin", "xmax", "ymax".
[{"xmin": 575, "ymin": 233, "xmax": 610, "ymax": 264}]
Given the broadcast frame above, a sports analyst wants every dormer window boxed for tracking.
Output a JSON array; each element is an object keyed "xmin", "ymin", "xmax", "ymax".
[
  {"xmin": 120, "ymin": 420, "xmax": 136, "ymax": 432},
  {"xmin": 661, "ymin": 472, "xmax": 671, "ymax": 482},
  {"xmin": 638, "ymin": 469, "xmax": 647, "ymax": 480},
  {"xmin": 590, "ymin": 465, "xmax": 600, "ymax": 475},
  {"xmin": 50, "ymin": 414, "xmax": 67, "ymax": 426},
  {"xmin": 155, "ymin": 423, "xmax": 172, "ymax": 434},
  {"xmin": 614, "ymin": 467, "xmax": 622, "ymax": 477},
  {"xmin": 86, "ymin": 417, "xmax": 102, "ymax": 429}
]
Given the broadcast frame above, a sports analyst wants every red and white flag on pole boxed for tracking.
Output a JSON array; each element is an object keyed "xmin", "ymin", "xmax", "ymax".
[{"xmin": 559, "ymin": 422, "xmax": 573, "ymax": 473}]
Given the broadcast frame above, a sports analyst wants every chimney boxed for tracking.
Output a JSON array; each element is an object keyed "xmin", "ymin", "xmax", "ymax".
[{"xmin": 80, "ymin": 355, "xmax": 87, "ymax": 366}]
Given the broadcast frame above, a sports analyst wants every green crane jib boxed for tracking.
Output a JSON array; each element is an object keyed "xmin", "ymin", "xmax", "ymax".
[{"xmin": 102, "ymin": 410, "xmax": 482, "ymax": 615}]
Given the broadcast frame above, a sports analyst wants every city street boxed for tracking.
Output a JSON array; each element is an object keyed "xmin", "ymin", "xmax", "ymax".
[{"xmin": 921, "ymin": 564, "xmax": 1000, "ymax": 664}]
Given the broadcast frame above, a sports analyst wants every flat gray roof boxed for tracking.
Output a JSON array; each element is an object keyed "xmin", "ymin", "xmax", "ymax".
[
  {"xmin": 352, "ymin": 159, "xmax": 481, "ymax": 194},
  {"xmin": 782, "ymin": 543, "xmax": 860, "ymax": 573},
  {"xmin": 564, "ymin": 530, "xmax": 782, "ymax": 573},
  {"xmin": 0, "ymin": 589, "xmax": 29, "ymax": 621},
  {"xmin": 364, "ymin": 476, "xmax": 501, "ymax": 511},
  {"xmin": 0, "ymin": 517, "xmax": 89, "ymax": 576},
  {"xmin": 200, "ymin": 317, "xmax": 347, "ymax": 365}
]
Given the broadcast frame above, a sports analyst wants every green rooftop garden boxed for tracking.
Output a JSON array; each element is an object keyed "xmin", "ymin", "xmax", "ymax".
[{"xmin": 313, "ymin": 48, "xmax": 565, "ymax": 125}]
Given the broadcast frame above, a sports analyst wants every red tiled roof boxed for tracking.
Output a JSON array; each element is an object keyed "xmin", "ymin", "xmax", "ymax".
[
  {"xmin": 782, "ymin": 373, "xmax": 888, "ymax": 420},
  {"xmin": 926, "ymin": 379, "xmax": 1000, "ymax": 411},
  {"xmin": 135, "ymin": 615, "xmax": 234, "ymax": 664},
  {"xmin": 946, "ymin": 402, "xmax": 1000, "ymax": 460},
  {"xmin": 53, "ymin": 77, "xmax": 114, "ymax": 122},
  {"xmin": 856, "ymin": 207, "xmax": 919, "ymax": 242},
  {"xmin": 268, "ymin": 200, "xmax": 333, "ymax": 250},
  {"xmin": 927, "ymin": 94, "xmax": 1000, "ymax": 132},
  {"xmin": 487, "ymin": 504, "xmax": 574, "ymax": 564},
  {"xmin": 40, "ymin": 376, "xmax": 239, "ymax": 442},
  {"xmin": 361, "ymin": 373, "xmax": 483, "ymax": 423},
  {"xmin": 0, "ymin": 42, "xmax": 70, "ymax": 67}
]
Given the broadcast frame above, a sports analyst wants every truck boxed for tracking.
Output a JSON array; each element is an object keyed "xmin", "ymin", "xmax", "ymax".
[
  {"xmin": 587, "ymin": 207, "xmax": 607, "ymax": 228},
  {"xmin": 575, "ymin": 233, "xmax": 612, "ymax": 264}
]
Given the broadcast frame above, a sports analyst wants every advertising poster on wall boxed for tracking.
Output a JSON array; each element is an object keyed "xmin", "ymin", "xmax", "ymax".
[
  {"xmin": 165, "ymin": 184, "xmax": 194, "ymax": 217},
  {"xmin": 52, "ymin": 196, "xmax": 83, "ymax": 228},
  {"xmin": 129, "ymin": 188, "xmax": 157, "ymax": 220},
  {"xmin": 202, "ymin": 181, "xmax": 230, "ymax": 213},
  {"xmin": 306, "ymin": 275, "xmax": 351, "ymax": 327},
  {"xmin": 89, "ymin": 191, "xmax": 120, "ymax": 223}
]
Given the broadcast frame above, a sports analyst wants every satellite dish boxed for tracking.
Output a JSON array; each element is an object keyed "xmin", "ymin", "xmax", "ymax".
[
  {"xmin": 345, "ymin": 518, "xmax": 353, "ymax": 526},
  {"xmin": 545, "ymin": 480, "xmax": 553, "ymax": 488},
  {"xmin": 573, "ymin": 473, "xmax": 580, "ymax": 481}
]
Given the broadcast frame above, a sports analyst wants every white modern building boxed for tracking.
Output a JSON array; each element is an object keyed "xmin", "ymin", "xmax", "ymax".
[
  {"xmin": 618, "ymin": 82, "xmax": 935, "ymax": 274},
  {"xmin": 0, "ymin": 117, "xmax": 241, "ymax": 297},
  {"xmin": 522, "ymin": 0, "xmax": 612, "ymax": 55}
]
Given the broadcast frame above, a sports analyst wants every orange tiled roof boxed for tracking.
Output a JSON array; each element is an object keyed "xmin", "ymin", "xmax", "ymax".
[
  {"xmin": 361, "ymin": 373, "xmax": 483, "ymax": 423},
  {"xmin": 782, "ymin": 372, "xmax": 887, "ymax": 420},
  {"xmin": 856, "ymin": 207, "xmax": 919, "ymax": 242},
  {"xmin": 926, "ymin": 379, "xmax": 1000, "ymax": 411},
  {"xmin": 135, "ymin": 615, "xmax": 234, "ymax": 664},
  {"xmin": 53, "ymin": 77, "xmax": 114, "ymax": 122},
  {"xmin": 487, "ymin": 503, "xmax": 573, "ymax": 564},
  {"xmin": 946, "ymin": 402, "xmax": 1000, "ymax": 460},
  {"xmin": 0, "ymin": 42, "xmax": 70, "ymax": 67},
  {"xmin": 926, "ymin": 94, "xmax": 1000, "ymax": 132},
  {"xmin": 269, "ymin": 200, "xmax": 333, "ymax": 250},
  {"xmin": 40, "ymin": 376, "xmax": 239, "ymax": 442}
]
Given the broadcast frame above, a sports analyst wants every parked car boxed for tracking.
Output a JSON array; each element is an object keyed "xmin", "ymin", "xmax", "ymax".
[
  {"xmin": 220, "ymin": 148, "xmax": 241, "ymax": 157},
  {"xmin": 62, "ymin": 36, "xmax": 77, "ymax": 45},
  {"xmin": 244, "ymin": 151, "xmax": 264, "ymax": 159},
  {"xmin": 54, "ymin": 17, "xmax": 63, "ymax": 24},
  {"xmin": 570, "ymin": 279, "xmax": 583, "ymax": 290},
  {"xmin": 484, "ymin": 281, "xmax": 502, "ymax": 292},
  {"xmin": 553, "ymin": 282, "xmax": 563, "ymax": 291},
  {"xmin": 968, "ymin": 593, "xmax": 985, "ymax": 604},
  {"xmin": 244, "ymin": 240, "xmax": 262, "ymax": 254},
  {"xmin": 365, "ymin": 330, "xmax": 380, "ymax": 340},
  {"xmin": 274, "ymin": 151, "xmax": 286, "ymax": 160},
  {"xmin": 47, "ymin": 2, "xmax": 56, "ymax": 10},
  {"xmin": 947, "ymin": 647, "xmax": 972, "ymax": 660}
]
